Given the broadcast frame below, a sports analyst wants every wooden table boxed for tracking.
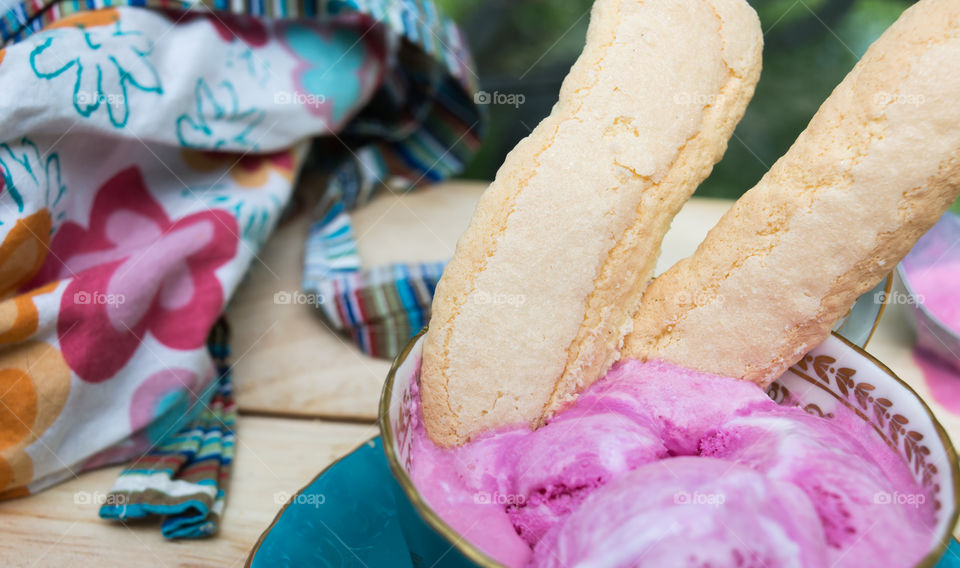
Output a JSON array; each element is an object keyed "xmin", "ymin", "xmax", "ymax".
[{"xmin": 1, "ymin": 182, "xmax": 957, "ymax": 566}]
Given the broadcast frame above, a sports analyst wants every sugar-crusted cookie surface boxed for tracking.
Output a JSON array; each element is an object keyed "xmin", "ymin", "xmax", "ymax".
[
  {"xmin": 421, "ymin": 0, "xmax": 763, "ymax": 446},
  {"xmin": 623, "ymin": 0, "xmax": 960, "ymax": 386}
]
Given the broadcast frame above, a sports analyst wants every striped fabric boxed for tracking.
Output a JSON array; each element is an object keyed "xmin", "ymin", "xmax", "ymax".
[
  {"xmin": 99, "ymin": 320, "xmax": 236, "ymax": 538},
  {"xmin": 304, "ymin": 202, "xmax": 361, "ymax": 276},
  {"xmin": 299, "ymin": 1, "xmax": 482, "ymax": 358},
  {"xmin": 308, "ymin": 257, "xmax": 446, "ymax": 356}
]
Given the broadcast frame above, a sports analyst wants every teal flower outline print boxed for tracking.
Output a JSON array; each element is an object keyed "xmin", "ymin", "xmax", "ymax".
[
  {"xmin": 176, "ymin": 78, "xmax": 266, "ymax": 149},
  {"xmin": 30, "ymin": 19, "xmax": 163, "ymax": 128},
  {"xmin": 0, "ymin": 138, "xmax": 67, "ymax": 226}
]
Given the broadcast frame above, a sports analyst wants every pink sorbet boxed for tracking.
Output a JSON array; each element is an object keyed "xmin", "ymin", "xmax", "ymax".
[{"xmin": 408, "ymin": 359, "xmax": 936, "ymax": 567}]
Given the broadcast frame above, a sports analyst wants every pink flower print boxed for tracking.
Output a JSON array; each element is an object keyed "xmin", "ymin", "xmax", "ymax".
[
  {"xmin": 31, "ymin": 167, "xmax": 238, "ymax": 383},
  {"xmin": 130, "ymin": 367, "xmax": 209, "ymax": 443}
]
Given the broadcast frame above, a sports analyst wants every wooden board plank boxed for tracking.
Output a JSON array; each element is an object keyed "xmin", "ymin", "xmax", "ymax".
[{"xmin": 0, "ymin": 417, "xmax": 377, "ymax": 567}]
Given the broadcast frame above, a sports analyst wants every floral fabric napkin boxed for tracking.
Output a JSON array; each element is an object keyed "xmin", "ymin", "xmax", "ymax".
[{"xmin": 0, "ymin": 0, "xmax": 480, "ymax": 537}]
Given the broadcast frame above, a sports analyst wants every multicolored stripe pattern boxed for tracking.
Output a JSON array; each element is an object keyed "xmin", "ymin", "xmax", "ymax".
[
  {"xmin": 307, "ymin": 255, "xmax": 446, "ymax": 357},
  {"xmin": 299, "ymin": 0, "xmax": 482, "ymax": 358},
  {"xmin": 99, "ymin": 320, "xmax": 236, "ymax": 539},
  {"xmin": 304, "ymin": 201, "xmax": 361, "ymax": 276}
]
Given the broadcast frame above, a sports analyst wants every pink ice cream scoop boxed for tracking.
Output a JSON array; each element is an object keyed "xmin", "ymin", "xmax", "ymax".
[
  {"xmin": 495, "ymin": 360, "xmax": 779, "ymax": 544},
  {"xmin": 409, "ymin": 360, "xmax": 935, "ymax": 567},
  {"xmin": 531, "ymin": 457, "xmax": 829, "ymax": 568},
  {"xmin": 702, "ymin": 407, "xmax": 936, "ymax": 566}
]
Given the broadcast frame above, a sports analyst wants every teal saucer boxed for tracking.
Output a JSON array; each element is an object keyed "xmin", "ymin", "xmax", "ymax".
[
  {"xmin": 246, "ymin": 437, "xmax": 412, "ymax": 568},
  {"xmin": 246, "ymin": 436, "xmax": 960, "ymax": 567}
]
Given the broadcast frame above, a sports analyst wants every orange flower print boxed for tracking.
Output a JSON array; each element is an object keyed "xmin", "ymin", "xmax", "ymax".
[
  {"xmin": 0, "ymin": 210, "xmax": 56, "ymax": 345},
  {"xmin": 0, "ymin": 283, "xmax": 57, "ymax": 345},
  {"xmin": 44, "ymin": 8, "xmax": 119, "ymax": 32},
  {"xmin": 181, "ymin": 149, "xmax": 295, "ymax": 188},
  {"xmin": 0, "ymin": 341, "xmax": 71, "ymax": 496},
  {"xmin": 0, "ymin": 209, "xmax": 51, "ymax": 297}
]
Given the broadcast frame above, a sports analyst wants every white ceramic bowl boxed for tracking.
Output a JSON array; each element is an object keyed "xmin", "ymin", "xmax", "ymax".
[{"xmin": 381, "ymin": 330, "xmax": 959, "ymax": 567}]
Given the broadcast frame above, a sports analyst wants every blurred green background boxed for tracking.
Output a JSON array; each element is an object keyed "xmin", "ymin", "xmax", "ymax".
[{"xmin": 437, "ymin": 0, "xmax": 960, "ymax": 214}]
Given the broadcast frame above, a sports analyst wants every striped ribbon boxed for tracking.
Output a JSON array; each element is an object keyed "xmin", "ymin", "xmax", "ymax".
[
  {"xmin": 298, "ymin": 0, "xmax": 482, "ymax": 359},
  {"xmin": 99, "ymin": 320, "xmax": 236, "ymax": 539}
]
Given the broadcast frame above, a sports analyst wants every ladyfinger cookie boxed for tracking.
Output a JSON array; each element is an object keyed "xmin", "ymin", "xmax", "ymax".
[
  {"xmin": 623, "ymin": 0, "xmax": 960, "ymax": 386},
  {"xmin": 421, "ymin": 0, "xmax": 763, "ymax": 446}
]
